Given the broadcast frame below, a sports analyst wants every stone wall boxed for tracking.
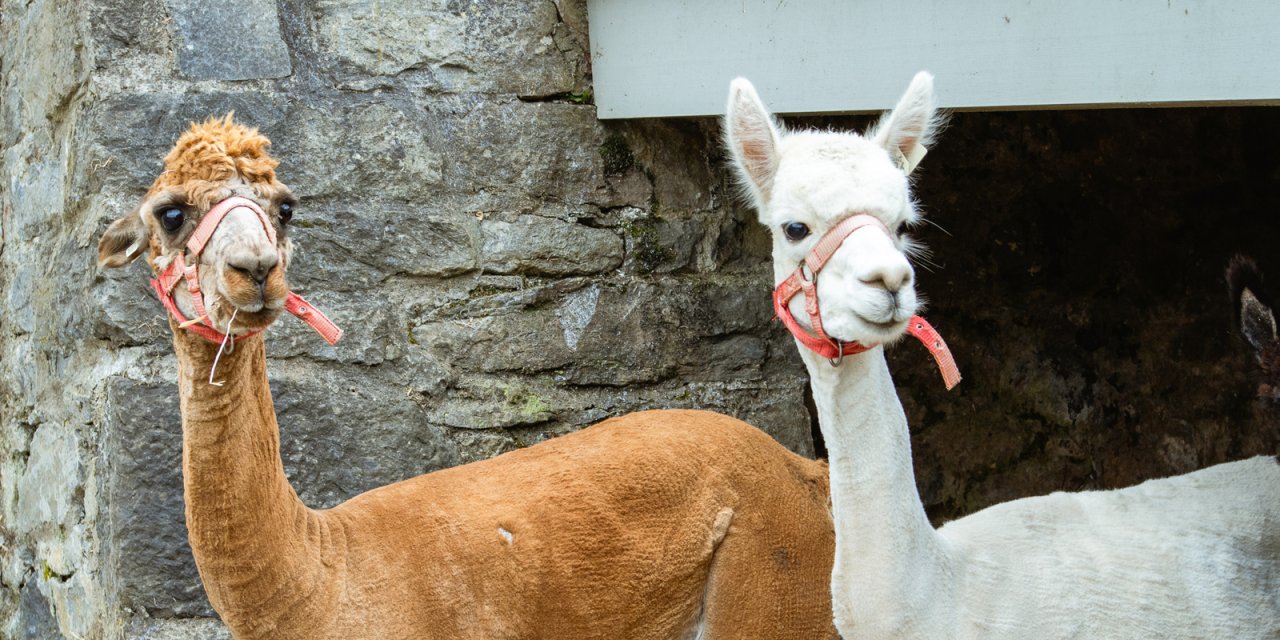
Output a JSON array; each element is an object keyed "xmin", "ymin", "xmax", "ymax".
[{"xmin": 3, "ymin": 1, "xmax": 1278, "ymax": 638}]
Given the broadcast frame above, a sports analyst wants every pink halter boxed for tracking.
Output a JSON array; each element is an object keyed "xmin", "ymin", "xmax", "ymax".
[
  {"xmin": 150, "ymin": 196, "xmax": 343, "ymax": 346},
  {"xmin": 773, "ymin": 213, "xmax": 961, "ymax": 389}
]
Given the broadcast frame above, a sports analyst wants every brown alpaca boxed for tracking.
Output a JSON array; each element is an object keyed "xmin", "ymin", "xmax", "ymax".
[{"xmin": 96, "ymin": 116, "xmax": 839, "ymax": 639}]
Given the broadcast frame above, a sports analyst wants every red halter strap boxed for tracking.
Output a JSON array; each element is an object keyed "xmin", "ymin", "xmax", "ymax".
[
  {"xmin": 772, "ymin": 213, "xmax": 961, "ymax": 389},
  {"xmin": 150, "ymin": 196, "xmax": 343, "ymax": 346}
]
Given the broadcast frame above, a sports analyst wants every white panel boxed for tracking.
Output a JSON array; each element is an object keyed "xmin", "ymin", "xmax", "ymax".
[{"xmin": 587, "ymin": 0, "xmax": 1280, "ymax": 119}]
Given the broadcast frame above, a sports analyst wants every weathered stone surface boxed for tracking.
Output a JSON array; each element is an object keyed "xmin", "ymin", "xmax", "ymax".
[
  {"xmin": 125, "ymin": 617, "xmax": 233, "ymax": 639},
  {"xmin": 166, "ymin": 0, "xmax": 292, "ymax": 80},
  {"xmin": 447, "ymin": 429, "xmax": 518, "ymax": 465},
  {"xmin": 15, "ymin": 426, "xmax": 81, "ymax": 535},
  {"xmin": 314, "ymin": 0, "xmax": 574, "ymax": 96},
  {"xmin": 89, "ymin": 0, "xmax": 170, "ymax": 56},
  {"xmin": 556, "ymin": 283, "xmax": 599, "ymax": 350},
  {"xmin": 596, "ymin": 168, "xmax": 654, "ymax": 210},
  {"xmin": 283, "ymin": 203, "xmax": 480, "ymax": 291},
  {"xmin": 88, "ymin": 93, "xmax": 290, "ymax": 189},
  {"xmin": 270, "ymin": 360, "xmax": 461, "ymax": 509},
  {"xmin": 414, "ymin": 277, "xmax": 776, "ymax": 386},
  {"xmin": 104, "ymin": 377, "xmax": 212, "ymax": 618},
  {"xmin": 274, "ymin": 102, "xmax": 445, "ymax": 201},
  {"xmin": 51, "ymin": 572, "xmax": 96, "ymax": 639},
  {"xmin": 437, "ymin": 100, "xmax": 604, "ymax": 203},
  {"xmin": 17, "ymin": 574, "xmax": 59, "ymax": 640},
  {"xmin": 264, "ymin": 288, "xmax": 405, "ymax": 365},
  {"xmin": 93, "ymin": 263, "xmax": 174, "ymax": 346},
  {"xmin": 620, "ymin": 218, "xmax": 702, "ymax": 274},
  {"xmin": 0, "ymin": 1, "xmax": 88, "ymax": 148},
  {"xmin": 607, "ymin": 120, "xmax": 720, "ymax": 214},
  {"xmin": 481, "ymin": 217, "xmax": 623, "ymax": 276}
]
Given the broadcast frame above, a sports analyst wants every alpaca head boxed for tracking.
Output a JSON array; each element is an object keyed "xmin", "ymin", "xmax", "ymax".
[
  {"xmin": 1228, "ymin": 254, "xmax": 1280, "ymax": 401},
  {"xmin": 725, "ymin": 72, "xmax": 940, "ymax": 348},
  {"xmin": 98, "ymin": 115, "xmax": 298, "ymax": 337}
]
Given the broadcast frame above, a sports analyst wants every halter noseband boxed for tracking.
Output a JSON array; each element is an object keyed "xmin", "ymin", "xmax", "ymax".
[
  {"xmin": 773, "ymin": 213, "xmax": 961, "ymax": 389},
  {"xmin": 150, "ymin": 196, "xmax": 343, "ymax": 346}
]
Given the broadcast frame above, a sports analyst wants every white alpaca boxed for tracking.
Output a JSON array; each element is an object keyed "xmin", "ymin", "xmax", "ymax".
[{"xmin": 725, "ymin": 72, "xmax": 1280, "ymax": 639}]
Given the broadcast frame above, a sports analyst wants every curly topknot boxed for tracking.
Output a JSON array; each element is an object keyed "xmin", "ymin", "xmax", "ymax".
[{"xmin": 148, "ymin": 113, "xmax": 281, "ymax": 207}]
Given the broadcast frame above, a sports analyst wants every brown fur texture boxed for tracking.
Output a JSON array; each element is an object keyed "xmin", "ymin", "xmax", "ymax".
[
  {"xmin": 99, "ymin": 116, "xmax": 839, "ymax": 639},
  {"xmin": 151, "ymin": 114, "xmax": 284, "ymax": 205}
]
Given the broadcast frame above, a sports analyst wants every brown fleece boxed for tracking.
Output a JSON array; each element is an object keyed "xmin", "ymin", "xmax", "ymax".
[{"xmin": 102, "ymin": 117, "xmax": 839, "ymax": 639}]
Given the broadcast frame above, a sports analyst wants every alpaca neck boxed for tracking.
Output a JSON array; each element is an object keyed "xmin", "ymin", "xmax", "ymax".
[
  {"xmin": 173, "ymin": 328, "xmax": 331, "ymax": 624},
  {"xmin": 802, "ymin": 346, "xmax": 952, "ymax": 633}
]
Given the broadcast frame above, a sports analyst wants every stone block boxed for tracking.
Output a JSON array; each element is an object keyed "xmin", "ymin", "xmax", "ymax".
[
  {"xmin": 166, "ymin": 0, "xmax": 292, "ymax": 80},
  {"xmin": 0, "ymin": 1, "xmax": 87, "ymax": 145},
  {"xmin": 92, "ymin": 263, "xmax": 173, "ymax": 346},
  {"xmin": 268, "ymin": 360, "xmax": 461, "ymax": 509},
  {"xmin": 414, "ymin": 277, "xmax": 776, "ymax": 388},
  {"xmin": 435, "ymin": 100, "xmax": 604, "ymax": 203},
  {"xmin": 607, "ymin": 120, "xmax": 719, "ymax": 214},
  {"xmin": 50, "ymin": 571, "xmax": 96, "ymax": 639},
  {"xmin": 4, "ymin": 132, "xmax": 71, "ymax": 266},
  {"xmin": 448, "ymin": 429, "xmax": 517, "ymax": 465},
  {"xmin": 273, "ymin": 103, "xmax": 445, "ymax": 201},
  {"xmin": 621, "ymin": 218, "xmax": 702, "ymax": 274},
  {"xmin": 595, "ymin": 167, "xmax": 654, "ymax": 210},
  {"xmin": 263, "ymin": 288, "xmax": 403, "ymax": 365},
  {"xmin": 89, "ymin": 0, "xmax": 170, "ymax": 54},
  {"xmin": 125, "ymin": 617, "xmax": 231, "ymax": 639},
  {"xmin": 414, "ymin": 310, "xmax": 575, "ymax": 378},
  {"xmin": 314, "ymin": 0, "xmax": 574, "ymax": 95},
  {"xmin": 560, "ymin": 279, "xmax": 775, "ymax": 386},
  {"xmin": 104, "ymin": 377, "xmax": 212, "ymax": 618},
  {"xmin": 15, "ymin": 425, "xmax": 81, "ymax": 535},
  {"xmin": 88, "ymin": 93, "xmax": 290, "ymax": 189},
  {"xmin": 17, "ymin": 574, "xmax": 58, "ymax": 640},
  {"xmin": 282, "ymin": 203, "xmax": 479, "ymax": 293},
  {"xmin": 480, "ymin": 217, "xmax": 622, "ymax": 276}
]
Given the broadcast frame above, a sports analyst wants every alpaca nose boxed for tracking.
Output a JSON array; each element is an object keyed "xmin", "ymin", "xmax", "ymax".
[
  {"xmin": 227, "ymin": 251, "xmax": 278, "ymax": 284},
  {"xmin": 859, "ymin": 260, "xmax": 913, "ymax": 294}
]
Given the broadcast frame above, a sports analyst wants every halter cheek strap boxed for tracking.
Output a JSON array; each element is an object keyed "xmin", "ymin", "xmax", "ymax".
[
  {"xmin": 773, "ymin": 213, "xmax": 961, "ymax": 389},
  {"xmin": 150, "ymin": 196, "xmax": 343, "ymax": 346}
]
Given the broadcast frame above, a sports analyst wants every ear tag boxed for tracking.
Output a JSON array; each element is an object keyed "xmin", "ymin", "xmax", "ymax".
[{"xmin": 891, "ymin": 144, "xmax": 929, "ymax": 175}]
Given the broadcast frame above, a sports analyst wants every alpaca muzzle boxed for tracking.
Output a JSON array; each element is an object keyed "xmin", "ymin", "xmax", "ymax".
[
  {"xmin": 773, "ymin": 213, "xmax": 960, "ymax": 389},
  {"xmin": 151, "ymin": 196, "xmax": 343, "ymax": 346}
]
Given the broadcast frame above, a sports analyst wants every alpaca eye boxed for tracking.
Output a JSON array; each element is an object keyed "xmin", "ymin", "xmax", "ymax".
[
  {"xmin": 156, "ymin": 207, "xmax": 185, "ymax": 232},
  {"xmin": 783, "ymin": 222, "xmax": 811, "ymax": 242},
  {"xmin": 279, "ymin": 201, "xmax": 294, "ymax": 225}
]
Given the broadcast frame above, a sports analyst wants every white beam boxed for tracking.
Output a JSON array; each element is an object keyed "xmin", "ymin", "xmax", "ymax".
[{"xmin": 587, "ymin": 0, "xmax": 1280, "ymax": 119}]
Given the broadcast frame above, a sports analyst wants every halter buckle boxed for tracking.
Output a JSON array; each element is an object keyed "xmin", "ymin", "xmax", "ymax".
[{"xmin": 800, "ymin": 262, "xmax": 815, "ymax": 282}]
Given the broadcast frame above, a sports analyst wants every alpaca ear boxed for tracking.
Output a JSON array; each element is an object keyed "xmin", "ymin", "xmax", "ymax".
[
  {"xmin": 725, "ymin": 77, "xmax": 783, "ymax": 211},
  {"xmin": 98, "ymin": 211, "xmax": 148, "ymax": 268},
  {"xmin": 871, "ymin": 71, "xmax": 938, "ymax": 174},
  {"xmin": 1240, "ymin": 288, "xmax": 1277, "ymax": 354}
]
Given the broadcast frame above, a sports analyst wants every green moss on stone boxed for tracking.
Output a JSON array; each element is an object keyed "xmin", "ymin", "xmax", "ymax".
[{"xmin": 624, "ymin": 221, "xmax": 674, "ymax": 273}]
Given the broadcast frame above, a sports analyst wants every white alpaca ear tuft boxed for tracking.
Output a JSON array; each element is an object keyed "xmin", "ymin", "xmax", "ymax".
[
  {"xmin": 871, "ymin": 71, "xmax": 939, "ymax": 175},
  {"xmin": 725, "ymin": 78, "xmax": 783, "ymax": 211}
]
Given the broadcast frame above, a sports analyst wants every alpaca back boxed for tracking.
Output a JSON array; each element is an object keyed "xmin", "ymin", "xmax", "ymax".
[
  {"xmin": 304, "ymin": 409, "xmax": 837, "ymax": 640},
  {"xmin": 937, "ymin": 455, "xmax": 1280, "ymax": 639}
]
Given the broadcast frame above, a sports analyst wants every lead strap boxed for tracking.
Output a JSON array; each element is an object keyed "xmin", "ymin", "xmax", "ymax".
[{"xmin": 906, "ymin": 316, "xmax": 962, "ymax": 390}]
